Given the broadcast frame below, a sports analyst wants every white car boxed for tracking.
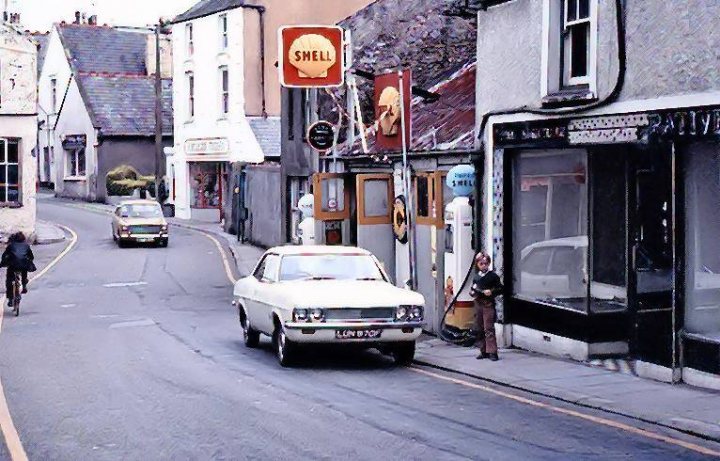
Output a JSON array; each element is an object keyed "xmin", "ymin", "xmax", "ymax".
[{"xmin": 232, "ymin": 245, "xmax": 425, "ymax": 367}]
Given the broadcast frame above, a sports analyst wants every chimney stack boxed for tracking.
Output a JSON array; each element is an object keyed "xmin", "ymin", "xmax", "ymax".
[
  {"xmin": 88, "ymin": 15, "xmax": 97, "ymax": 26},
  {"xmin": 74, "ymin": 11, "xmax": 81, "ymax": 24}
]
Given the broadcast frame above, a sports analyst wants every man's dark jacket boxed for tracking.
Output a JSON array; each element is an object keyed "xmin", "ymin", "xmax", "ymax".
[{"xmin": 1, "ymin": 242, "xmax": 37, "ymax": 272}]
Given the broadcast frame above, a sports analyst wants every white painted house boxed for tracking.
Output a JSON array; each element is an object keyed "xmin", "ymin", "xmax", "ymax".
[
  {"xmin": 0, "ymin": 22, "xmax": 37, "ymax": 241},
  {"xmin": 169, "ymin": 0, "xmax": 267, "ymax": 222}
]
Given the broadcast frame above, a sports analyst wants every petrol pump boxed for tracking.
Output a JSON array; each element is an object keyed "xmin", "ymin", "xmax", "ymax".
[
  {"xmin": 443, "ymin": 165, "xmax": 476, "ymax": 332},
  {"xmin": 297, "ymin": 193, "xmax": 315, "ymax": 245}
]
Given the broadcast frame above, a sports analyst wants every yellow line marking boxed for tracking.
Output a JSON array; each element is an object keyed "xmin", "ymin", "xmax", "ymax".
[
  {"xmin": 0, "ymin": 223, "xmax": 77, "ymax": 461},
  {"xmin": 410, "ymin": 367, "xmax": 720, "ymax": 458},
  {"xmin": 193, "ymin": 230, "xmax": 236, "ymax": 284}
]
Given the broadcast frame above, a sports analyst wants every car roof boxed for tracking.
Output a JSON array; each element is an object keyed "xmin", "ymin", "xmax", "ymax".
[
  {"xmin": 265, "ymin": 245, "xmax": 373, "ymax": 256},
  {"xmin": 117, "ymin": 199, "xmax": 161, "ymax": 206}
]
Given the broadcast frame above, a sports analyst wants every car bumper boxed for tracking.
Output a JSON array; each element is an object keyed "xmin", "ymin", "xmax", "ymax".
[
  {"xmin": 120, "ymin": 233, "xmax": 168, "ymax": 242},
  {"xmin": 283, "ymin": 321, "xmax": 424, "ymax": 343}
]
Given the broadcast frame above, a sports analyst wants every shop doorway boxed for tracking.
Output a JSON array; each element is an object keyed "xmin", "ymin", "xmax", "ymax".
[
  {"xmin": 356, "ymin": 174, "xmax": 395, "ymax": 281},
  {"xmin": 627, "ymin": 147, "xmax": 675, "ymax": 366},
  {"xmin": 190, "ymin": 162, "xmax": 223, "ymax": 222}
]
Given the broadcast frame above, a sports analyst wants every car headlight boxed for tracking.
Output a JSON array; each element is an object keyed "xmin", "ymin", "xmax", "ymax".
[
  {"xmin": 396, "ymin": 305, "xmax": 422, "ymax": 321},
  {"xmin": 161, "ymin": 224, "xmax": 168, "ymax": 232},
  {"xmin": 121, "ymin": 225, "xmax": 129, "ymax": 232},
  {"xmin": 293, "ymin": 308, "xmax": 309, "ymax": 322},
  {"xmin": 310, "ymin": 308, "xmax": 325, "ymax": 322},
  {"xmin": 395, "ymin": 306, "xmax": 408, "ymax": 321}
]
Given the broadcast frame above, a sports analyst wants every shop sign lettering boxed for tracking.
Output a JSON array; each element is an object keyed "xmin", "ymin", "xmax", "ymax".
[
  {"xmin": 494, "ymin": 123, "xmax": 567, "ymax": 145},
  {"xmin": 648, "ymin": 109, "xmax": 720, "ymax": 138},
  {"xmin": 185, "ymin": 138, "xmax": 229, "ymax": 155}
]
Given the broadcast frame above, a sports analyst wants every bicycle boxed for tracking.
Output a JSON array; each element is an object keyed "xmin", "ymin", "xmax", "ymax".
[{"xmin": 10, "ymin": 272, "xmax": 21, "ymax": 317}]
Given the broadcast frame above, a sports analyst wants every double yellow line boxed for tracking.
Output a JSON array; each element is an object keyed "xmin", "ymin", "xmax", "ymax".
[{"xmin": 0, "ymin": 224, "xmax": 78, "ymax": 461}]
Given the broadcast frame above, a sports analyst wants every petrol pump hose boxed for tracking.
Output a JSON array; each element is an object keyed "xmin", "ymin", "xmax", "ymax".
[{"xmin": 438, "ymin": 258, "xmax": 478, "ymax": 346}]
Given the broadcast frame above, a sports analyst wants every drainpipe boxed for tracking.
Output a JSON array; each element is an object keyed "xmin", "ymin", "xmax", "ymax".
[{"xmin": 242, "ymin": 4, "xmax": 267, "ymax": 118}]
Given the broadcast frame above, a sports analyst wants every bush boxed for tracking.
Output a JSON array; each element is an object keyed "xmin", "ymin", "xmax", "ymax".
[{"xmin": 106, "ymin": 165, "xmax": 155, "ymax": 197}]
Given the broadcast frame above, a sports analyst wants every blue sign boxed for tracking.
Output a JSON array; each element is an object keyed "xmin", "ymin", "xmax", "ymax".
[{"xmin": 446, "ymin": 165, "xmax": 476, "ymax": 197}]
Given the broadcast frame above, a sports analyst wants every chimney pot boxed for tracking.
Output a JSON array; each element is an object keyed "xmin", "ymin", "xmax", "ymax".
[{"xmin": 88, "ymin": 15, "xmax": 97, "ymax": 26}]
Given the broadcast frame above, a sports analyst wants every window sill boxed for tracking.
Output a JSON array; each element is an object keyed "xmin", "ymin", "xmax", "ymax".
[
  {"xmin": 541, "ymin": 86, "xmax": 597, "ymax": 108},
  {"xmin": 64, "ymin": 176, "xmax": 87, "ymax": 182},
  {"xmin": 0, "ymin": 202, "xmax": 22, "ymax": 209},
  {"xmin": 184, "ymin": 119, "xmax": 195, "ymax": 125},
  {"xmin": 217, "ymin": 115, "xmax": 229, "ymax": 121}
]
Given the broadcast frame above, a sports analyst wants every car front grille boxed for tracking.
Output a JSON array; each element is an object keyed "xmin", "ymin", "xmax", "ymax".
[
  {"xmin": 129, "ymin": 225, "xmax": 162, "ymax": 234},
  {"xmin": 324, "ymin": 307, "xmax": 394, "ymax": 321}
]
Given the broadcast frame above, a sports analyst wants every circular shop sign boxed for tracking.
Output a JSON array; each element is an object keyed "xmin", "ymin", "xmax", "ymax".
[
  {"xmin": 392, "ymin": 195, "xmax": 408, "ymax": 244},
  {"xmin": 307, "ymin": 121, "xmax": 336, "ymax": 151}
]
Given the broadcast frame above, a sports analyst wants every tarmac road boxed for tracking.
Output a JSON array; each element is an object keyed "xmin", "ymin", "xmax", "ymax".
[{"xmin": 0, "ymin": 199, "xmax": 718, "ymax": 460}]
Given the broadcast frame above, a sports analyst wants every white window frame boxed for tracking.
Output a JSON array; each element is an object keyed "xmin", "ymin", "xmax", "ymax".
[
  {"xmin": 219, "ymin": 14, "xmax": 229, "ymax": 50},
  {"xmin": 563, "ymin": 0, "xmax": 592, "ymax": 87},
  {"xmin": 219, "ymin": 66, "xmax": 229, "ymax": 116},
  {"xmin": 186, "ymin": 23, "xmax": 194, "ymax": 56},
  {"xmin": 186, "ymin": 71, "xmax": 195, "ymax": 120},
  {"xmin": 50, "ymin": 77, "xmax": 58, "ymax": 113},
  {"xmin": 65, "ymin": 147, "xmax": 86, "ymax": 179},
  {"xmin": 0, "ymin": 138, "xmax": 21, "ymax": 205},
  {"xmin": 541, "ymin": 0, "xmax": 598, "ymax": 97}
]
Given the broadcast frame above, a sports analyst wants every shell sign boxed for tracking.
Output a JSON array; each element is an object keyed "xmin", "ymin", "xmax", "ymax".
[{"xmin": 279, "ymin": 25, "xmax": 344, "ymax": 88}]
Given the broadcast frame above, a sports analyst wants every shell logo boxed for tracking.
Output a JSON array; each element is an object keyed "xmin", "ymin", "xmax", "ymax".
[
  {"xmin": 288, "ymin": 34, "xmax": 337, "ymax": 79},
  {"xmin": 279, "ymin": 25, "xmax": 344, "ymax": 88}
]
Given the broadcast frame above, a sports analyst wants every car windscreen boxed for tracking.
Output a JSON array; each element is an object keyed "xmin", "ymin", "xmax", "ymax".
[
  {"xmin": 279, "ymin": 254, "xmax": 385, "ymax": 281},
  {"xmin": 123, "ymin": 204, "xmax": 162, "ymax": 218}
]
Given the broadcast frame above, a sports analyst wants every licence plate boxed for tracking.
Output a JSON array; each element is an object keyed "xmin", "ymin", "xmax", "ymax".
[
  {"xmin": 137, "ymin": 238, "xmax": 152, "ymax": 242},
  {"xmin": 335, "ymin": 329, "xmax": 382, "ymax": 340}
]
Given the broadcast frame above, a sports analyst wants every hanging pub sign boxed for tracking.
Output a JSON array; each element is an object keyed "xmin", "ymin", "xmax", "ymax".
[
  {"xmin": 374, "ymin": 70, "xmax": 412, "ymax": 152},
  {"xmin": 279, "ymin": 25, "xmax": 344, "ymax": 88},
  {"xmin": 647, "ymin": 108, "xmax": 720, "ymax": 139},
  {"xmin": 307, "ymin": 121, "xmax": 335, "ymax": 151}
]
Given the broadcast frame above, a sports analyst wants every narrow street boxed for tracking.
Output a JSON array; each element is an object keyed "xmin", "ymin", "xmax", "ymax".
[{"xmin": 0, "ymin": 200, "xmax": 716, "ymax": 460}]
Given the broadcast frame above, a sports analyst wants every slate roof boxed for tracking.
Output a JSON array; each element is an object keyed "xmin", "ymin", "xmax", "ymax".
[
  {"xmin": 172, "ymin": 0, "xmax": 245, "ymax": 24},
  {"xmin": 248, "ymin": 117, "xmax": 281, "ymax": 158},
  {"xmin": 320, "ymin": 0, "xmax": 477, "ymax": 143},
  {"xmin": 78, "ymin": 75, "xmax": 173, "ymax": 136},
  {"xmin": 30, "ymin": 32, "xmax": 49, "ymax": 76},
  {"xmin": 57, "ymin": 24, "xmax": 148, "ymax": 74},
  {"xmin": 339, "ymin": 62, "xmax": 476, "ymax": 155},
  {"xmin": 55, "ymin": 23, "xmax": 173, "ymax": 137}
]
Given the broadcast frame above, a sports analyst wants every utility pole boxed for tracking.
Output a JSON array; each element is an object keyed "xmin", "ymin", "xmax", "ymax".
[{"xmin": 154, "ymin": 20, "xmax": 163, "ymax": 203}]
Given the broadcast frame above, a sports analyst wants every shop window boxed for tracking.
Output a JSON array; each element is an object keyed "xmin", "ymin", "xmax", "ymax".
[
  {"xmin": 357, "ymin": 174, "xmax": 392, "ymax": 225},
  {"xmin": 313, "ymin": 173, "xmax": 350, "ymax": 221},
  {"xmin": 190, "ymin": 163, "xmax": 221, "ymax": 208},
  {"xmin": 513, "ymin": 150, "xmax": 588, "ymax": 312},
  {"xmin": 0, "ymin": 139, "xmax": 21, "ymax": 205},
  {"xmin": 685, "ymin": 143, "xmax": 720, "ymax": 338},
  {"xmin": 66, "ymin": 147, "xmax": 85, "ymax": 178}
]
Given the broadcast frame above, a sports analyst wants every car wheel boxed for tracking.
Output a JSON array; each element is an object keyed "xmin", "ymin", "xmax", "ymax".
[
  {"xmin": 117, "ymin": 238, "xmax": 126, "ymax": 248},
  {"xmin": 240, "ymin": 308, "xmax": 260, "ymax": 348},
  {"xmin": 112, "ymin": 228, "xmax": 118, "ymax": 241},
  {"xmin": 159, "ymin": 238, "xmax": 168, "ymax": 248},
  {"xmin": 274, "ymin": 324, "xmax": 296, "ymax": 367},
  {"xmin": 391, "ymin": 342, "xmax": 416, "ymax": 366}
]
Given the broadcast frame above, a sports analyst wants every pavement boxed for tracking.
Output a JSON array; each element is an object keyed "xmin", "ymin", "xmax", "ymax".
[
  {"xmin": 37, "ymin": 194, "xmax": 720, "ymax": 444},
  {"xmin": 34, "ymin": 220, "xmax": 66, "ymax": 245}
]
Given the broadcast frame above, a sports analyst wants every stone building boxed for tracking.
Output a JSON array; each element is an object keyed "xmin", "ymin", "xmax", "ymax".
[{"xmin": 475, "ymin": 0, "xmax": 720, "ymax": 389}]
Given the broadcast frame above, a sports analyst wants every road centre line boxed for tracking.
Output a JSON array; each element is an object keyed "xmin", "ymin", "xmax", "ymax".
[
  {"xmin": 410, "ymin": 366, "xmax": 720, "ymax": 458},
  {"xmin": 0, "ymin": 223, "xmax": 77, "ymax": 461}
]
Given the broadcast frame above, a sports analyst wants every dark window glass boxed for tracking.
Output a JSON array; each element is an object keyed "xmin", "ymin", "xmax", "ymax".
[
  {"xmin": 78, "ymin": 148, "xmax": 86, "ymax": 176},
  {"xmin": 7, "ymin": 165, "xmax": 18, "ymax": 185},
  {"xmin": 416, "ymin": 176, "xmax": 430, "ymax": 217},
  {"xmin": 578, "ymin": 0, "xmax": 590, "ymax": 19},
  {"xmin": 0, "ymin": 139, "xmax": 5, "ymax": 163},
  {"xmin": 567, "ymin": 0, "xmax": 577, "ymax": 21},
  {"xmin": 7, "ymin": 186, "xmax": 18, "ymax": 202},
  {"xmin": 570, "ymin": 23, "xmax": 589, "ymax": 78},
  {"xmin": 7, "ymin": 141, "xmax": 18, "ymax": 163},
  {"xmin": 0, "ymin": 188, "xmax": 5, "ymax": 202},
  {"xmin": 0, "ymin": 168, "xmax": 5, "ymax": 183}
]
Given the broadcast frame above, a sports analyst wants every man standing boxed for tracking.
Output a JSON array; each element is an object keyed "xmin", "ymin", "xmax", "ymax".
[{"xmin": 469, "ymin": 252, "xmax": 503, "ymax": 361}]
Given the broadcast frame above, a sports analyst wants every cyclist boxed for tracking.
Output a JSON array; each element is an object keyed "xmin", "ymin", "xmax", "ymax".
[{"xmin": 1, "ymin": 232, "xmax": 36, "ymax": 307}]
